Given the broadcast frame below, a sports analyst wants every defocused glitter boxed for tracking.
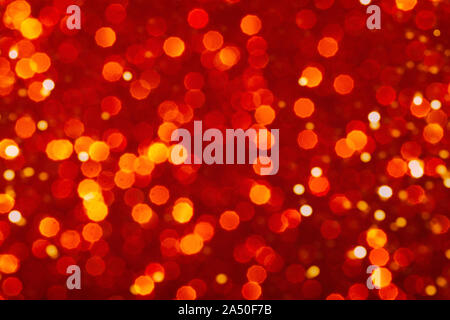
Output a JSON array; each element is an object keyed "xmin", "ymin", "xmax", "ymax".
[{"xmin": 0, "ymin": 0, "xmax": 448, "ymax": 301}]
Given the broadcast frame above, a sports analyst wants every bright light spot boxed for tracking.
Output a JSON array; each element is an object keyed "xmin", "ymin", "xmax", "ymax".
[
  {"xmin": 357, "ymin": 201, "xmax": 369, "ymax": 212},
  {"xmin": 306, "ymin": 265, "xmax": 320, "ymax": 279},
  {"xmin": 293, "ymin": 184, "xmax": 305, "ymax": 195},
  {"xmin": 152, "ymin": 271, "xmax": 164, "ymax": 282},
  {"xmin": 9, "ymin": 49, "xmax": 18, "ymax": 59},
  {"xmin": 38, "ymin": 172, "xmax": 49, "ymax": 181},
  {"xmin": 408, "ymin": 160, "xmax": 424, "ymax": 178},
  {"xmin": 374, "ymin": 209, "xmax": 386, "ymax": 221},
  {"xmin": 43, "ymin": 79, "xmax": 55, "ymax": 91},
  {"xmin": 18, "ymin": 88, "xmax": 27, "ymax": 97},
  {"xmin": 216, "ymin": 273, "xmax": 228, "ymax": 284},
  {"xmin": 361, "ymin": 152, "xmax": 371, "ymax": 162},
  {"xmin": 353, "ymin": 246, "xmax": 367, "ymax": 259},
  {"xmin": 23, "ymin": 167, "xmax": 34, "ymax": 177},
  {"xmin": 3, "ymin": 170, "xmax": 15, "ymax": 181},
  {"xmin": 8, "ymin": 210, "xmax": 22, "ymax": 223},
  {"xmin": 437, "ymin": 277, "xmax": 447, "ymax": 287},
  {"xmin": 439, "ymin": 150, "xmax": 449, "ymax": 159},
  {"xmin": 378, "ymin": 185, "xmax": 393, "ymax": 199},
  {"xmin": 298, "ymin": 77, "xmax": 308, "ymax": 86},
  {"xmin": 46, "ymin": 244, "xmax": 59, "ymax": 259},
  {"xmin": 360, "ymin": 0, "xmax": 371, "ymax": 4},
  {"xmin": 123, "ymin": 71, "xmax": 133, "ymax": 81},
  {"xmin": 425, "ymin": 285, "xmax": 437, "ymax": 296},
  {"xmin": 435, "ymin": 165, "xmax": 446, "ymax": 175},
  {"xmin": 444, "ymin": 178, "xmax": 450, "ymax": 188},
  {"xmin": 311, "ymin": 167, "xmax": 322, "ymax": 177},
  {"xmin": 430, "ymin": 100, "xmax": 441, "ymax": 110},
  {"xmin": 398, "ymin": 190, "xmax": 407, "ymax": 201},
  {"xmin": 413, "ymin": 95, "xmax": 423, "ymax": 105},
  {"xmin": 300, "ymin": 204, "xmax": 313, "ymax": 217},
  {"xmin": 41, "ymin": 88, "xmax": 51, "ymax": 97},
  {"xmin": 396, "ymin": 217, "xmax": 407, "ymax": 227},
  {"xmin": 370, "ymin": 122, "xmax": 380, "ymax": 130},
  {"xmin": 37, "ymin": 120, "xmax": 48, "ymax": 131},
  {"xmin": 78, "ymin": 151, "xmax": 89, "ymax": 162},
  {"xmin": 101, "ymin": 112, "xmax": 110, "ymax": 120},
  {"xmin": 368, "ymin": 111, "xmax": 380, "ymax": 123},
  {"xmin": 5, "ymin": 145, "xmax": 19, "ymax": 158}
]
